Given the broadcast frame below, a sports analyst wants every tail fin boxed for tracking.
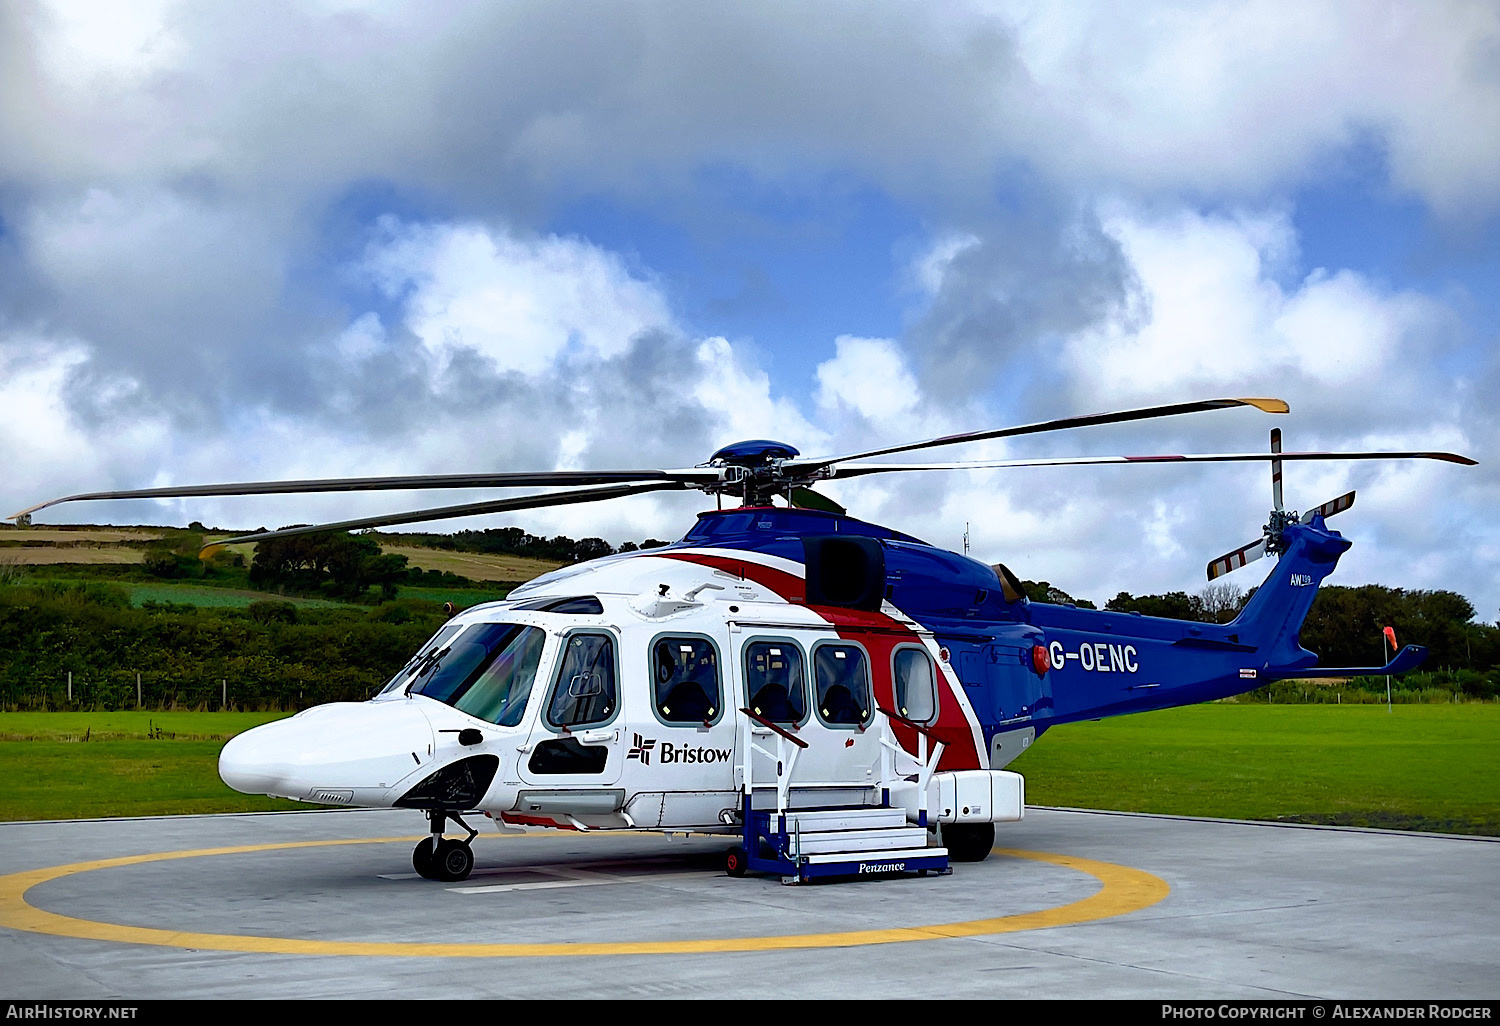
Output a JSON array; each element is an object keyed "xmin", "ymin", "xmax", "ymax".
[{"xmin": 1229, "ymin": 515, "xmax": 1351, "ymax": 672}]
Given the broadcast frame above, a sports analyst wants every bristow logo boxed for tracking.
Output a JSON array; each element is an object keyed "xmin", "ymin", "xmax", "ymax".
[{"xmin": 627, "ymin": 735, "xmax": 732, "ymax": 765}]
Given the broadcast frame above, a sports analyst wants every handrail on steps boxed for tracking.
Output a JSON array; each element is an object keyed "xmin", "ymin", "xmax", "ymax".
[
  {"xmin": 876, "ymin": 706, "xmax": 940, "ymax": 739},
  {"xmin": 739, "ymin": 707, "xmax": 809, "ymax": 748}
]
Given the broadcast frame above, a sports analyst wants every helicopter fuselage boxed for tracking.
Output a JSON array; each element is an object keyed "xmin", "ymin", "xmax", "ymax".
[{"xmin": 218, "ymin": 504, "xmax": 1364, "ymax": 841}]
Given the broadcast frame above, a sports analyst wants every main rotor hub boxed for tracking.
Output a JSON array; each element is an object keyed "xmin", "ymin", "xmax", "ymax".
[
  {"xmin": 706, "ymin": 440, "xmax": 801, "ymax": 505},
  {"xmin": 708, "ymin": 440, "xmax": 800, "ymax": 465}
]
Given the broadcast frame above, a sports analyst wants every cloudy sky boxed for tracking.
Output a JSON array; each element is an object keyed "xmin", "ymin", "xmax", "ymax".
[{"xmin": 2, "ymin": 0, "xmax": 1497, "ymax": 619}]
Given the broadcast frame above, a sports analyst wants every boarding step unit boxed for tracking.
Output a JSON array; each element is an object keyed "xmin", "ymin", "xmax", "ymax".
[{"xmin": 724, "ymin": 706, "xmax": 950, "ymax": 884}]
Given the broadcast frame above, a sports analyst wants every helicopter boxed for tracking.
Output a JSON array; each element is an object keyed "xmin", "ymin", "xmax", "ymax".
[{"xmin": 8, "ymin": 396, "xmax": 1476, "ymax": 885}]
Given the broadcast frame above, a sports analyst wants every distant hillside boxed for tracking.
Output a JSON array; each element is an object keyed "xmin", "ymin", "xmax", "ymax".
[{"xmin": 0, "ymin": 524, "xmax": 563, "ymax": 585}]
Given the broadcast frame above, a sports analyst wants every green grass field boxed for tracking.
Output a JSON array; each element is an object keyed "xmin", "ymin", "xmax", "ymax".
[
  {"xmin": 397, "ymin": 586, "xmax": 511, "ymax": 606},
  {"xmin": 1, "ymin": 704, "xmax": 1495, "ymax": 831},
  {"xmin": 0, "ymin": 712, "xmax": 315, "ymax": 819},
  {"xmin": 1012, "ymin": 703, "xmax": 1500, "ymax": 835},
  {"xmin": 125, "ymin": 584, "xmax": 355, "ymax": 608}
]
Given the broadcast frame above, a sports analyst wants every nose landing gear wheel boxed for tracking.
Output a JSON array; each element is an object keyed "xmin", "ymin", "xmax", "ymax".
[
  {"xmin": 414, "ymin": 809, "xmax": 479, "ymax": 881},
  {"xmin": 435, "ymin": 839, "xmax": 474, "ymax": 882}
]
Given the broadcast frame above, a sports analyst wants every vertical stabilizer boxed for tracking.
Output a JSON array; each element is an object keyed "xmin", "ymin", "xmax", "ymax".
[{"xmin": 1229, "ymin": 515, "xmax": 1351, "ymax": 673}]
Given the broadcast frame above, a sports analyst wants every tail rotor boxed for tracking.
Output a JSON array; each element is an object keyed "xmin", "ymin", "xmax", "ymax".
[{"xmin": 1206, "ymin": 430, "xmax": 1358, "ymax": 581}]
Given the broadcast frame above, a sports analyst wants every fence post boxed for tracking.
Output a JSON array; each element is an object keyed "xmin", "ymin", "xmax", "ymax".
[
  {"xmin": 68, "ymin": 671, "xmax": 72, "ymax": 703},
  {"xmin": 222, "ymin": 679, "xmax": 227, "ymax": 710},
  {"xmin": 137, "ymin": 673, "xmax": 142, "ymax": 709}
]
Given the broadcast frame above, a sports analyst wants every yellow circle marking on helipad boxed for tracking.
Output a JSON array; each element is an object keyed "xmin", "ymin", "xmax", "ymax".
[{"xmin": 0, "ymin": 837, "xmax": 1168, "ymax": 957}]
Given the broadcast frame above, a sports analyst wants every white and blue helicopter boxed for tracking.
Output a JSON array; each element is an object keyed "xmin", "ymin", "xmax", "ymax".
[{"xmin": 10, "ymin": 397, "xmax": 1474, "ymax": 884}]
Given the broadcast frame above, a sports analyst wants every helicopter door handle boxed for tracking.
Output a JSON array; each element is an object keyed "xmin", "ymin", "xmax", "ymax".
[{"xmin": 578, "ymin": 728, "xmax": 617, "ymax": 744}]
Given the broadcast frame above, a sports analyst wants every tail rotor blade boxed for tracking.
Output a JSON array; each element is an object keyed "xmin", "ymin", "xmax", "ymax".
[
  {"xmin": 1207, "ymin": 538, "xmax": 1266, "ymax": 581},
  {"xmin": 1301, "ymin": 490, "xmax": 1356, "ymax": 524},
  {"xmin": 1271, "ymin": 428, "xmax": 1283, "ymax": 513}
]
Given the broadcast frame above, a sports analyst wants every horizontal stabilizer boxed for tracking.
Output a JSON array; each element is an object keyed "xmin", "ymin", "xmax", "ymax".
[
  {"xmin": 1263, "ymin": 644, "xmax": 1428, "ymax": 680},
  {"xmin": 1207, "ymin": 538, "xmax": 1265, "ymax": 581},
  {"xmin": 1301, "ymin": 490, "xmax": 1355, "ymax": 523}
]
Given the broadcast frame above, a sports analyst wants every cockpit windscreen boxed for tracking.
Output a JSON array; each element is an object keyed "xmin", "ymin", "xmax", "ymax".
[{"xmin": 406, "ymin": 623, "xmax": 547, "ymax": 726}]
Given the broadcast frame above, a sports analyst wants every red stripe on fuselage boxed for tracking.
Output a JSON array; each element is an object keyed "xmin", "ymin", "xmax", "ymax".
[{"xmin": 656, "ymin": 550, "xmax": 982, "ymax": 769}]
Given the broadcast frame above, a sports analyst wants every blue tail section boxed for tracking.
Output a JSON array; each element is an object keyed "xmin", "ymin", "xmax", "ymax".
[
  {"xmin": 1228, "ymin": 515, "xmax": 1351, "ymax": 676},
  {"xmin": 1018, "ymin": 514, "xmax": 1363, "ymax": 729}
]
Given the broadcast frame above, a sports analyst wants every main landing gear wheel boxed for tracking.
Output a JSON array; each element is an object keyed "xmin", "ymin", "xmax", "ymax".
[
  {"xmin": 725, "ymin": 845, "xmax": 747, "ymax": 877},
  {"xmin": 942, "ymin": 822, "xmax": 996, "ymax": 863}
]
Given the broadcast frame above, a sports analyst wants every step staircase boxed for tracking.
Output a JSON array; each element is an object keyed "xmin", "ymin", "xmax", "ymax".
[{"xmin": 728, "ymin": 707, "xmax": 950, "ymax": 884}]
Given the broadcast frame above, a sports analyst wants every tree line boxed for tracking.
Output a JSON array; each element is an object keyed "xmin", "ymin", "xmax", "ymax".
[
  {"xmin": 1096, "ymin": 581, "xmax": 1500, "ymax": 699},
  {"xmin": 0, "ymin": 580, "xmax": 451, "ymax": 710}
]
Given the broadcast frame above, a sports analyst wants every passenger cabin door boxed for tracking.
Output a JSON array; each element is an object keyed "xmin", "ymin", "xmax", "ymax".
[
  {"xmin": 640, "ymin": 630, "xmax": 740, "ymax": 827},
  {"xmin": 737, "ymin": 629, "xmax": 883, "ymax": 793}
]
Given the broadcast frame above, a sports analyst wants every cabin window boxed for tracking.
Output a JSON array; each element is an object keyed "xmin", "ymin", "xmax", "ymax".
[
  {"xmin": 893, "ymin": 646, "xmax": 938, "ymax": 724},
  {"xmin": 812, "ymin": 642, "xmax": 872, "ymax": 727},
  {"xmin": 652, "ymin": 636, "xmax": 722, "ymax": 725},
  {"xmin": 406, "ymin": 623, "xmax": 547, "ymax": 727},
  {"xmin": 546, "ymin": 631, "xmax": 618, "ymax": 729},
  {"xmin": 743, "ymin": 640, "xmax": 807, "ymax": 725}
]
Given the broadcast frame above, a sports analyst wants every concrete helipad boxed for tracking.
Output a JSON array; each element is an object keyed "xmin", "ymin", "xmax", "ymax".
[{"xmin": 0, "ymin": 807, "xmax": 1495, "ymax": 1000}]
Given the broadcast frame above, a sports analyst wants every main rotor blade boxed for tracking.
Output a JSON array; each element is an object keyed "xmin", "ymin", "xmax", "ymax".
[
  {"xmin": 202, "ymin": 481, "xmax": 689, "ymax": 550},
  {"xmin": 786, "ymin": 397, "xmax": 1290, "ymax": 474},
  {"xmin": 825, "ymin": 449, "xmax": 1476, "ymax": 480},
  {"xmin": 9, "ymin": 468, "xmax": 719, "ymax": 521}
]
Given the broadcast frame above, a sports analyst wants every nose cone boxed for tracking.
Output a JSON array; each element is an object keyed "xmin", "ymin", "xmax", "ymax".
[{"xmin": 220, "ymin": 701, "xmax": 437, "ymax": 802}]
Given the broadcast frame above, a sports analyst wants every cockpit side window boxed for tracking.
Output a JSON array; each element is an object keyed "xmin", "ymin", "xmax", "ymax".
[
  {"xmin": 892, "ymin": 646, "xmax": 938, "ymax": 724},
  {"xmin": 546, "ymin": 632, "xmax": 618, "ymax": 729},
  {"xmin": 744, "ymin": 640, "xmax": 807, "ymax": 725},
  {"xmin": 652, "ymin": 636, "xmax": 721, "ymax": 725},
  {"xmin": 407, "ymin": 623, "xmax": 547, "ymax": 726},
  {"xmin": 812, "ymin": 642, "xmax": 872, "ymax": 727}
]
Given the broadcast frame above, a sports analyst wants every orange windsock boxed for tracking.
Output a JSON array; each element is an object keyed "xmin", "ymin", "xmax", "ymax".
[{"xmin": 1383, "ymin": 625, "xmax": 1398, "ymax": 651}]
